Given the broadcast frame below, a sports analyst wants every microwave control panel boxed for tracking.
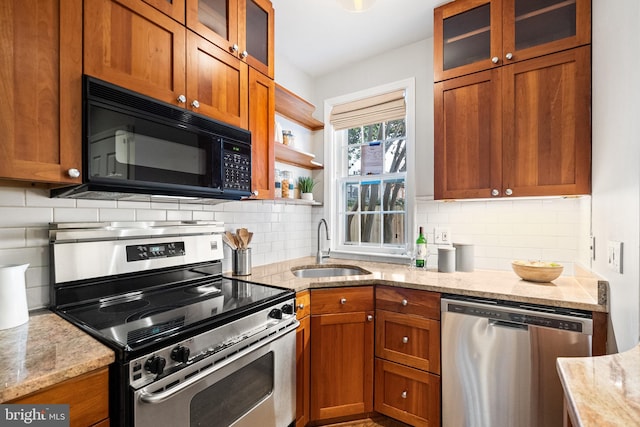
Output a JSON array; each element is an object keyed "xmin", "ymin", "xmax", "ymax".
[{"xmin": 223, "ymin": 141, "xmax": 251, "ymax": 192}]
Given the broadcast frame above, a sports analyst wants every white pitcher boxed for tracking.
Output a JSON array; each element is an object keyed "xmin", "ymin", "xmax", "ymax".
[{"xmin": 0, "ymin": 264, "xmax": 30, "ymax": 330}]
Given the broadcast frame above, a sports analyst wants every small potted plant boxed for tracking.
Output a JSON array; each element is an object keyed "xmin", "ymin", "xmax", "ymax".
[{"xmin": 297, "ymin": 176, "xmax": 316, "ymax": 201}]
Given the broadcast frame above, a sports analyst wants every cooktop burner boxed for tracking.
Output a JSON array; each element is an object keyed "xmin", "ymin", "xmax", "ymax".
[{"xmin": 58, "ymin": 276, "xmax": 288, "ymax": 351}]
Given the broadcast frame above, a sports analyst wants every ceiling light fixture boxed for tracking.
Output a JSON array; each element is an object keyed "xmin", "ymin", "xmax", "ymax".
[{"xmin": 337, "ymin": 0, "xmax": 376, "ymax": 13}]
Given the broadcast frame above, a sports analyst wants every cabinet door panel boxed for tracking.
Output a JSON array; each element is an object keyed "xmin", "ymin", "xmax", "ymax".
[
  {"xmin": 310, "ymin": 311, "xmax": 374, "ymax": 421},
  {"xmin": 249, "ymin": 67, "xmax": 274, "ymax": 198},
  {"xmin": 187, "ymin": 0, "xmax": 239, "ymax": 56},
  {"xmin": 0, "ymin": 0, "xmax": 82, "ymax": 183},
  {"xmin": 242, "ymin": 0, "xmax": 274, "ymax": 78},
  {"xmin": 434, "ymin": 69, "xmax": 502, "ymax": 199},
  {"xmin": 295, "ymin": 315, "xmax": 310, "ymax": 427},
  {"xmin": 374, "ymin": 359, "xmax": 441, "ymax": 427},
  {"xmin": 187, "ymin": 31, "xmax": 248, "ymax": 128},
  {"xmin": 502, "ymin": 0, "xmax": 591, "ymax": 63},
  {"xmin": 84, "ymin": 0, "xmax": 186, "ymax": 106},
  {"xmin": 434, "ymin": 0, "xmax": 502, "ymax": 82},
  {"xmin": 142, "ymin": 0, "xmax": 186, "ymax": 22},
  {"xmin": 375, "ymin": 310, "xmax": 441, "ymax": 374},
  {"xmin": 502, "ymin": 46, "xmax": 591, "ymax": 196}
]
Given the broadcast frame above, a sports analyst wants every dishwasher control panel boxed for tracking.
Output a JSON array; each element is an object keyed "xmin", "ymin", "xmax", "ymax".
[{"xmin": 443, "ymin": 296, "xmax": 593, "ymax": 334}]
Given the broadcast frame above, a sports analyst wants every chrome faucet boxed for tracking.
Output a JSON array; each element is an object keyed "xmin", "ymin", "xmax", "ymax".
[{"xmin": 316, "ymin": 219, "xmax": 330, "ymax": 264}]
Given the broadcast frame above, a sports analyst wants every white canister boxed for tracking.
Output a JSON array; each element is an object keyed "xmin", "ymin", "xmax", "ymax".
[
  {"xmin": 0, "ymin": 264, "xmax": 30, "ymax": 330},
  {"xmin": 438, "ymin": 247, "xmax": 456, "ymax": 273},
  {"xmin": 453, "ymin": 243, "xmax": 474, "ymax": 272}
]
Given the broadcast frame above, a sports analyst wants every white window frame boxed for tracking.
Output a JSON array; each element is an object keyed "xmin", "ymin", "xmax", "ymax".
[{"xmin": 322, "ymin": 78, "xmax": 416, "ymax": 260}]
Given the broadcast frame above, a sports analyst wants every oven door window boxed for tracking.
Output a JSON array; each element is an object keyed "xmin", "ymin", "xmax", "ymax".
[
  {"xmin": 87, "ymin": 105, "xmax": 220, "ymax": 189},
  {"xmin": 190, "ymin": 352, "xmax": 274, "ymax": 426}
]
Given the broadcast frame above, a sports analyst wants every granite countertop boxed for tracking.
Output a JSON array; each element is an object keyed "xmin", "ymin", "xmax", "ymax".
[
  {"xmin": 0, "ymin": 311, "xmax": 115, "ymax": 402},
  {"xmin": 557, "ymin": 345, "xmax": 640, "ymax": 426},
  {"xmin": 231, "ymin": 256, "xmax": 608, "ymax": 312}
]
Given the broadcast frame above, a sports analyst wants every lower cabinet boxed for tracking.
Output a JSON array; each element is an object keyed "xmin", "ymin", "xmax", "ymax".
[
  {"xmin": 374, "ymin": 359, "xmax": 441, "ymax": 427},
  {"xmin": 295, "ymin": 290, "xmax": 311, "ymax": 427},
  {"xmin": 9, "ymin": 367, "xmax": 110, "ymax": 427},
  {"xmin": 310, "ymin": 286, "xmax": 374, "ymax": 423}
]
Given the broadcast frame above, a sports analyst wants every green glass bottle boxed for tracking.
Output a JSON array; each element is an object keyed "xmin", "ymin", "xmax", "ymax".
[{"xmin": 416, "ymin": 226, "xmax": 427, "ymax": 268}]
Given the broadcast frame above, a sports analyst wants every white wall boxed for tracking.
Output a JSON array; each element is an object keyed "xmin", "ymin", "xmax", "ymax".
[
  {"xmin": 0, "ymin": 187, "xmax": 316, "ymax": 310},
  {"xmin": 313, "ymin": 38, "xmax": 434, "ymax": 198},
  {"xmin": 591, "ymin": 0, "xmax": 640, "ymax": 352}
]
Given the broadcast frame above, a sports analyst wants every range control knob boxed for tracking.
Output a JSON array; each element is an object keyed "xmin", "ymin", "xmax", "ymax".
[
  {"xmin": 268, "ymin": 308, "xmax": 283, "ymax": 320},
  {"xmin": 171, "ymin": 345, "xmax": 191, "ymax": 363},
  {"xmin": 145, "ymin": 355, "xmax": 166, "ymax": 375},
  {"xmin": 281, "ymin": 304, "xmax": 294, "ymax": 315}
]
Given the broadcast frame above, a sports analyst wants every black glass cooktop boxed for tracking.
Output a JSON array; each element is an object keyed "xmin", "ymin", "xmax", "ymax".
[{"xmin": 57, "ymin": 275, "xmax": 291, "ymax": 351}]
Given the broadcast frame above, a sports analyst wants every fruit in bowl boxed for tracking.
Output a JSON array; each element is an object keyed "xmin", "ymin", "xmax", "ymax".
[{"xmin": 512, "ymin": 260, "xmax": 563, "ymax": 283}]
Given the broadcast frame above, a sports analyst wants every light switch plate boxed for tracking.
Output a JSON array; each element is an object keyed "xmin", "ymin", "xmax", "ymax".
[
  {"xmin": 607, "ymin": 241, "xmax": 623, "ymax": 273},
  {"xmin": 434, "ymin": 227, "xmax": 451, "ymax": 244}
]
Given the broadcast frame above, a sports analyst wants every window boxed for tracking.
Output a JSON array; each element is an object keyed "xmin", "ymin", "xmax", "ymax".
[{"xmin": 325, "ymin": 79, "xmax": 415, "ymax": 258}]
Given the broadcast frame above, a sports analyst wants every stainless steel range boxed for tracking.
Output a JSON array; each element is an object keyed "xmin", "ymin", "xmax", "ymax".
[{"xmin": 49, "ymin": 221, "xmax": 298, "ymax": 427}]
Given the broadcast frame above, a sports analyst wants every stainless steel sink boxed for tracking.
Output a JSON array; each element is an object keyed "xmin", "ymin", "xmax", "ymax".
[{"xmin": 291, "ymin": 265, "xmax": 371, "ymax": 278}]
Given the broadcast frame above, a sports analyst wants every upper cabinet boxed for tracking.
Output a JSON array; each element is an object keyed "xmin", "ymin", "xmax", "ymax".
[
  {"xmin": 0, "ymin": 0, "xmax": 83, "ymax": 184},
  {"xmin": 187, "ymin": 0, "xmax": 274, "ymax": 78},
  {"xmin": 434, "ymin": 0, "xmax": 591, "ymax": 82},
  {"xmin": 434, "ymin": 0, "xmax": 591, "ymax": 199}
]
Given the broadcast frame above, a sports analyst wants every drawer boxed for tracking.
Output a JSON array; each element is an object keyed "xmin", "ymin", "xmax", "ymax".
[
  {"xmin": 376, "ymin": 310, "xmax": 440, "ymax": 374},
  {"xmin": 376, "ymin": 285, "xmax": 440, "ymax": 320},
  {"xmin": 296, "ymin": 290, "xmax": 310, "ymax": 320},
  {"xmin": 311, "ymin": 286, "xmax": 374, "ymax": 315},
  {"xmin": 374, "ymin": 358, "xmax": 440, "ymax": 427}
]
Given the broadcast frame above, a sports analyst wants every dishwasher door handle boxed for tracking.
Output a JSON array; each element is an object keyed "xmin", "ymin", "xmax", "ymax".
[{"xmin": 488, "ymin": 319, "xmax": 529, "ymax": 331}]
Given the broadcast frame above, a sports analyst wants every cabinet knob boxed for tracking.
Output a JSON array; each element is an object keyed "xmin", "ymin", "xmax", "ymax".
[
  {"xmin": 491, "ymin": 56, "xmax": 499, "ymax": 64},
  {"xmin": 67, "ymin": 168, "xmax": 80, "ymax": 178},
  {"xmin": 230, "ymin": 44, "xmax": 239, "ymax": 53},
  {"xmin": 367, "ymin": 315, "xmax": 373, "ymax": 322},
  {"xmin": 240, "ymin": 50, "xmax": 248, "ymax": 59},
  {"xmin": 252, "ymin": 190, "xmax": 259, "ymax": 197},
  {"xmin": 505, "ymin": 188, "xmax": 513, "ymax": 196},
  {"xmin": 401, "ymin": 391, "xmax": 407, "ymax": 399},
  {"xmin": 402, "ymin": 336, "xmax": 409, "ymax": 344},
  {"xmin": 491, "ymin": 189, "xmax": 500, "ymax": 197},
  {"xmin": 191, "ymin": 100, "xmax": 200, "ymax": 108},
  {"xmin": 340, "ymin": 298, "xmax": 347, "ymax": 305},
  {"xmin": 177, "ymin": 94, "xmax": 186, "ymax": 103},
  {"xmin": 297, "ymin": 303, "xmax": 304, "ymax": 310},
  {"xmin": 505, "ymin": 52, "xmax": 513, "ymax": 60},
  {"xmin": 401, "ymin": 299, "xmax": 408, "ymax": 306}
]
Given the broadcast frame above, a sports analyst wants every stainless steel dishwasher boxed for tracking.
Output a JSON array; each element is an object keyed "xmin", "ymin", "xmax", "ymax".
[{"xmin": 441, "ymin": 295, "xmax": 593, "ymax": 427}]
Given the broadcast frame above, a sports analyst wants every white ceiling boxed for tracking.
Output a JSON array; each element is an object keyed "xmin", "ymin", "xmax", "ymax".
[{"xmin": 271, "ymin": 0, "xmax": 442, "ymax": 78}]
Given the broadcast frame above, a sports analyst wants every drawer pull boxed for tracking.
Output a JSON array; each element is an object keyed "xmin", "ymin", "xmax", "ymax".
[
  {"xmin": 340, "ymin": 298, "xmax": 347, "ymax": 305},
  {"xmin": 402, "ymin": 336, "xmax": 409, "ymax": 344},
  {"xmin": 401, "ymin": 391, "xmax": 407, "ymax": 399},
  {"xmin": 297, "ymin": 303, "xmax": 304, "ymax": 310},
  {"xmin": 367, "ymin": 315, "xmax": 373, "ymax": 322},
  {"xmin": 401, "ymin": 299, "xmax": 408, "ymax": 306}
]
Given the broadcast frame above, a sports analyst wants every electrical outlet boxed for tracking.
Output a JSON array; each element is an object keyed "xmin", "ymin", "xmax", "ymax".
[
  {"xmin": 434, "ymin": 227, "xmax": 451, "ymax": 244},
  {"xmin": 607, "ymin": 241, "xmax": 623, "ymax": 273}
]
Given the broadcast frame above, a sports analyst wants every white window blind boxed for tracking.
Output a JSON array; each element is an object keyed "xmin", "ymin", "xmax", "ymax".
[{"xmin": 330, "ymin": 89, "xmax": 406, "ymax": 130}]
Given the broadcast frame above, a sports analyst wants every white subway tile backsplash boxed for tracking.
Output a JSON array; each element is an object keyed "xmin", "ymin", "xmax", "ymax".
[
  {"xmin": 76, "ymin": 198, "xmax": 117, "ymax": 208},
  {"xmin": 0, "ymin": 228, "xmax": 26, "ymax": 249},
  {"xmin": 26, "ymin": 189, "xmax": 76, "ymax": 207},
  {"xmin": 99, "ymin": 208, "xmax": 136, "ymax": 222},
  {"xmin": 53, "ymin": 208, "xmax": 99, "ymax": 222},
  {"xmin": 117, "ymin": 200, "xmax": 152, "ymax": 210},
  {"xmin": 166, "ymin": 210, "xmax": 193, "ymax": 221},
  {"xmin": 0, "ymin": 187, "xmax": 26, "ymax": 206},
  {"xmin": 0, "ymin": 207, "xmax": 53, "ymax": 226},
  {"xmin": 135, "ymin": 209, "xmax": 167, "ymax": 221}
]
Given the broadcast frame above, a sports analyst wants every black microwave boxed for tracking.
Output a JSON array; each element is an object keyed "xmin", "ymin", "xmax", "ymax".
[{"xmin": 51, "ymin": 76, "xmax": 252, "ymax": 202}]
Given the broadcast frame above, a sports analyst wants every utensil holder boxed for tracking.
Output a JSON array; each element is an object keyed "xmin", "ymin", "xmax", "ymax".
[{"xmin": 233, "ymin": 248, "xmax": 252, "ymax": 276}]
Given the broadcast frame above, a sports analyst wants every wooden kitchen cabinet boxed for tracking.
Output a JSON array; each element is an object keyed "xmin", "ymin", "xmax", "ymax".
[
  {"xmin": 186, "ymin": 0, "xmax": 274, "ymax": 78},
  {"xmin": 295, "ymin": 290, "xmax": 311, "ymax": 427},
  {"xmin": 434, "ymin": 0, "xmax": 591, "ymax": 82},
  {"xmin": 310, "ymin": 286, "xmax": 374, "ymax": 423},
  {"xmin": 0, "ymin": 0, "xmax": 83, "ymax": 184},
  {"xmin": 374, "ymin": 286, "xmax": 441, "ymax": 427},
  {"xmin": 435, "ymin": 45, "xmax": 591, "ymax": 199},
  {"xmin": 142, "ymin": 0, "xmax": 185, "ymax": 22},
  {"xmin": 10, "ymin": 367, "xmax": 110, "ymax": 427},
  {"xmin": 84, "ymin": 0, "xmax": 275, "ymax": 198}
]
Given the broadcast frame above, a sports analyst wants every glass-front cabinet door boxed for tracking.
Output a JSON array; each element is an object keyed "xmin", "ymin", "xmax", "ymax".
[
  {"xmin": 186, "ymin": 0, "xmax": 274, "ymax": 78},
  {"xmin": 434, "ymin": 0, "xmax": 502, "ymax": 82},
  {"xmin": 434, "ymin": 0, "xmax": 590, "ymax": 82},
  {"xmin": 502, "ymin": 0, "xmax": 591, "ymax": 64}
]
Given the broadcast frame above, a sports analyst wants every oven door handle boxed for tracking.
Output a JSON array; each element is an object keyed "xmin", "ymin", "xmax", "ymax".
[{"xmin": 137, "ymin": 320, "xmax": 299, "ymax": 404}]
